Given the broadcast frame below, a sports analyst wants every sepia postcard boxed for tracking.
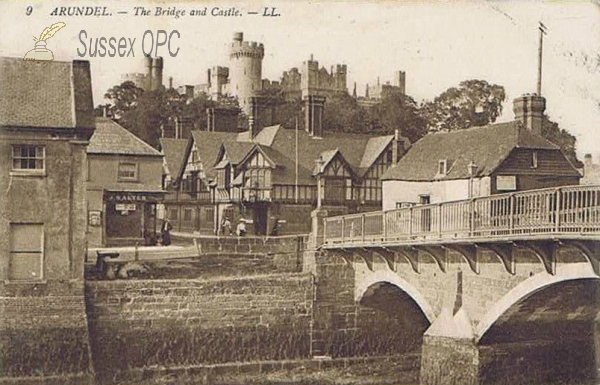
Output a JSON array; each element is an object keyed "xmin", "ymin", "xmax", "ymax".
[{"xmin": 0, "ymin": 1, "xmax": 599, "ymax": 385}]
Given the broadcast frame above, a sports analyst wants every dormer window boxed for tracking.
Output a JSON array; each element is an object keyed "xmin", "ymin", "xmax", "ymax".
[
  {"xmin": 438, "ymin": 159, "xmax": 448, "ymax": 175},
  {"xmin": 531, "ymin": 151, "xmax": 538, "ymax": 168}
]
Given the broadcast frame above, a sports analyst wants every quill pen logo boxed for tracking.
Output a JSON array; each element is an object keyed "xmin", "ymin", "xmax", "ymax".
[{"xmin": 23, "ymin": 22, "xmax": 66, "ymax": 61}]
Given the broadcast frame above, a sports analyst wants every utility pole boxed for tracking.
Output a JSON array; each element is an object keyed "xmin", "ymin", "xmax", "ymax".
[{"xmin": 537, "ymin": 22, "xmax": 547, "ymax": 96}]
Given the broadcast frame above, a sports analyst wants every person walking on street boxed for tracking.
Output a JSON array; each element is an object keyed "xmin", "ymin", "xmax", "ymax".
[
  {"xmin": 221, "ymin": 216, "xmax": 232, "ymax": 236},
  {"xmin": 236, "ymin": 219, "xmax": 247, "ymax": 237},
  {"xmin": 161, "ymin": 219, "xmax": 173, "ymax": 246}
]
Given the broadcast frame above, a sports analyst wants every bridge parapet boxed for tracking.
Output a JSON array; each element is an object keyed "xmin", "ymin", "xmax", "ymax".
[{"xmin": 323, "ymin": 185, "xmax": 600, "ymax": 248}]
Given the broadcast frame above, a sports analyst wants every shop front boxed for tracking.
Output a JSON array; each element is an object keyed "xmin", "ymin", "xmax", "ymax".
[{"xmin": 102, "ymin": 190, "xmax": 164, "ymax": 247}]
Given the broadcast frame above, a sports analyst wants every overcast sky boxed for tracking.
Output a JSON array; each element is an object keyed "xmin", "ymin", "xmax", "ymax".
[{"xmin": 1, "ymin": 0, "xmax": 599, "ymax": 158}]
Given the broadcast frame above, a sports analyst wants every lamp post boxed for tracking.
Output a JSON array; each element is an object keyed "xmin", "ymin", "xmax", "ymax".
[{"xmin": 315, "ymin": 156, "xmax": 325, "ymax": 208}]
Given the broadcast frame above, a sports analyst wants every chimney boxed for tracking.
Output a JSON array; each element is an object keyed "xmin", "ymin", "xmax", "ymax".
[
  {"xmin": 168, "ymin": 76, "xmax": 173, "ymax": 89},
  {"xmin": 392, "ymin": 129, "xmax": 406, "ymax": 164},
  {"xmin": 513, "ymin": 94, "xmax": 546, "ymax": 136},
  {"xmin": 206, "ymin": 108, "xmax": 215, "ymax": 132},
  {"xmin": 304, "ymin": 95, "xmax": 326, "ymax": 137},
  {"xmin": 102, "ymin": 105, "xmax": 109, "ymax": 118},
  {"xmin": 584, "ymin": 154, "xmax": 593, "ymax": 168},
  {"xmin": 249, "ymin": 96, "xmax": 261, "ymax": 137},
  {"xmin": 174, "ymin": 117, "xmax": 181, "ymax": 139},
  {"xmin": 185, "ymin": 85, "xmax": 194, "ymax": 99},
  {"xmin": 233, "ymin": 32, "xmax": 244, "ymax": 42}
]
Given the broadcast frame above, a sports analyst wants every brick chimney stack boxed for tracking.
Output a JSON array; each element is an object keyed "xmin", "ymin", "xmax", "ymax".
[
  {"xmin": 513, "ymin": 94, "xmax": 546, "ymax": 136},
  {"xmin": 304, "ymin": 95, "xmax": 326, "ymax": 137}
]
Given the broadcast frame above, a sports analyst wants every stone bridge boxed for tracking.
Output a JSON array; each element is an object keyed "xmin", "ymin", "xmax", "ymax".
[{"xmin": 313, "ymin": 185, "xmax": 600, "ymax": 385}]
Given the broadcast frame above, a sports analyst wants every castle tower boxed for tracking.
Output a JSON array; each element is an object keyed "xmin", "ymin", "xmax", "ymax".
[
  {"xmin": 210, "ymin": 66, "xmax": 229, "ymax": 100},
  {"xmin": 229, "ymin": 32, "xmax": 264, "ymax": 113},
  {"xmin": 396, "ymin": 71, "xmax": 406, "ymax": 95},
  {"xmin": 151, "ymin": 57, "xmax": 164, "ymax": 91},
  {"xmin": 144, "ymin": 55, "xmax": 153, "ymax": 90}
]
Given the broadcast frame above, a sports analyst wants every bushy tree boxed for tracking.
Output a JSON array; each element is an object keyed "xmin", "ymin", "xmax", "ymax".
[
  {"xmin": 542, "ymin": 116, "xmax": 582, "ymax": 167},
  {"xmin": 103, "ymin": 81, "xmax": 145, "ymax": 118},
  {"xmin": 422, "ymin": 80, "xmax": 506, "ymax": 132},
  {"xmin": 367, "ymin": 91, "xmax": 427, "ymax": 143},
  {"xmin": 322, "ymin": 93, "xmax": 367, "ymax": 133}
]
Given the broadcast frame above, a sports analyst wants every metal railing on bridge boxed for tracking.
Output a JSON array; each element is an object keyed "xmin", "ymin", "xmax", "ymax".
[{"xmin": 323, "ymin": 185, "xmax": 600, "ymax": 247}]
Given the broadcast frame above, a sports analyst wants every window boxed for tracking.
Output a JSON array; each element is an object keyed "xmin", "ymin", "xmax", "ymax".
[
  {"xmin": 438, "ymin": 159, "xmax": 447, "ymax": 175},
  {"xmin": 12, "ymin": 145, "xmax": 45, "ymax": 173},
  {"xmin": 118, "ymin": 162, "xmax": 138, "ymax": 181},
  {"xmin": 345, "ymin": 179, "xmax": 352, "ymax": 200},
  {"xmin": 183, "ymin": 208, "xmax": 193, "ymax": 221},
  {"xmin": 9, "ymin": 223, "xmax": 43, "ymax": 281},
  {"xmin": 532, "ymin": 151, "xmax": 538, "ymax": 168},
  {"xmin": 169, "ymin": 208, "xmax": 178, "ymax": 221}
]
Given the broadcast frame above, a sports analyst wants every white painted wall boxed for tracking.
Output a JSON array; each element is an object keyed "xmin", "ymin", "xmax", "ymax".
[{"xmin": 382, "ymin": 177, "xmax": 491, "ymax": 211}]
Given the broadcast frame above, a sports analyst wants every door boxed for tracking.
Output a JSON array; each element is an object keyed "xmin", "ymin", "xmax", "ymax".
[{"xmin": 252, "ymin": 203, "xmax": 269, "ymax": 235}]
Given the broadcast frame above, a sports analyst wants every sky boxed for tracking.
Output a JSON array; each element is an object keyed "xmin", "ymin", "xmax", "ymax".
[{"xmin": 1, "ymin": 0, "xmax": 599, "ymax": 158}]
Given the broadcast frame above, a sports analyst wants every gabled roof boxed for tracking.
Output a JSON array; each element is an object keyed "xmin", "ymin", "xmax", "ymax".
[
  {"xmin": 159, "ymin": 138, "xmax": 188, "ymax": 177},
  {"xmin": 189, "ymin": 130, "xmax": 239, "ymax": 179},
  {"xmin": 358, "ymin": 135, "xmax": 395, "ymax": 174},
  {"xmin": 218, "ymin": 141, "xmax": 255, "ymax": 165},
  {"xmin": 88, "ymin": 118, "xmax": 162, "ymax": 157},
  {"xmin": 0, "ymin": 57, "xmax": 94, "ymax": 130},
  {"xmin": 382, "ymin": 121, "xmax": 566, "ymax": 181},
  {"xmin": 259, "ymin": 125, "xmax": 389, "ymax": 176},
  {"xmin": 183, "ymin": 125, "xmax": 405, "ymax": 186}
]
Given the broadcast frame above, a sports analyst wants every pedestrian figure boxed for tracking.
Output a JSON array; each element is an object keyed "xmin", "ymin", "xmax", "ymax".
[
  {"xmin": 221, "ymin": 216, "xmax": 232, "ymax": 236},
  {"xmin": 236, "ymin": 219, "xmax": 247, "ymax": 237},
  {"xmin": 161, "ymin": 219, "xmax": 172, "ymax": 246}
]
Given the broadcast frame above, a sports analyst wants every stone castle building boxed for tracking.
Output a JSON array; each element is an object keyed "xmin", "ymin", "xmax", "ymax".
[
  {"xmin": 206, "ymin": 32, "xmax": 265, "ymax": 113},
  {"xmin": 206, "ymin": 33, "xmax": 350, "ymax": 115},
  {"xmin": 121, "ymin": 56, "xmax": 164, "ymax": 91}
]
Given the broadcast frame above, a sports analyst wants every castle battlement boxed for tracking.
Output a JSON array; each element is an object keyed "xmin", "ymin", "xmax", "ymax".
[
  {"xmin": 301, "ymin": 55, "xmax": 348, "ymax": 98},
  {"xmin": 230, "ymin": 41, "xmax": 265, "ymax": 59}
]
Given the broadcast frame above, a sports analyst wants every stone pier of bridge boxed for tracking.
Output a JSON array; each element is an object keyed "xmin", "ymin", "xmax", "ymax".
[{"xmin": 308, "ymin": 209, "xmax": 600, "ymax": 385}]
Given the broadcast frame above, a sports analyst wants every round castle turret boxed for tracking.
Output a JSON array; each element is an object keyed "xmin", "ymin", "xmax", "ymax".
[{"xmin": 228, "ymin": 32, "xmax": 264, "ymax": 113}]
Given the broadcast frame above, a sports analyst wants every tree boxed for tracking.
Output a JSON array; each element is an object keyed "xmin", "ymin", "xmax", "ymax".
[
  {"xmin": 542, "ymin": 116, "xmax": 582, "ymax": 168},
  {"xmin": 322, "ymin": 93, "xmax": 367, "ymax": 133},
  {"xmin": 367, "ymin": 91, "xmax": 427, "ymax": 143},
  {"xmin": 104, "ymin": 81, "xmax": 145, "ymax": 118},
  {"xmin": 422, "ymin": 80, "xmax": 506, "ymax": 132}
]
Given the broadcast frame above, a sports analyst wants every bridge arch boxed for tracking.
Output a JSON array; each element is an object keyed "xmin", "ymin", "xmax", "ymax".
[
  {"xmin": 475, "ymin": 264, "xmax": 599, "ymax": 342},
  {"xmin": 355, "ymin": 270, "xmax": 435, "ymax": 323}
]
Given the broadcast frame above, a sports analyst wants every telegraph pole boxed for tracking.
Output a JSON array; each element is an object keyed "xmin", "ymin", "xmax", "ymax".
[{"xmin": 537, "ymin": 22, "xmax": 547, "ymax": 96}]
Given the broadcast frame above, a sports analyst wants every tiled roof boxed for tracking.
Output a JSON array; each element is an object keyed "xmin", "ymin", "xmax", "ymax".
[
  {"xmin": 88, "ymin": 118, "xmax": 162, "ymax": 157},
  {"xmin": 190, "ymin": 130, "xmax": 239, "ymax": 179},
  {"xmin": 187, "ymin": 125, "xmax": 402, "ymax": 185},
  {"xmin": 359, "ymin": 135, "xmax": 394, "ymax": 169},
  {"xmin": 220, "ymin": 141, "xmax": 255, "ymax": 165},
  {"xmin": 159, "ymin": 138, "xmax": 188, "ymax": 177},
  {"xmin": 382, "ymin": 121, "xmax": 562, "ymax": 181},
  {"xmin": 0, "ymin": 57, "xmax": 94, "ymax": 129},
  {"xmin": 264, "ymin": 125, "xmax": 380, "ymax": 176}
]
